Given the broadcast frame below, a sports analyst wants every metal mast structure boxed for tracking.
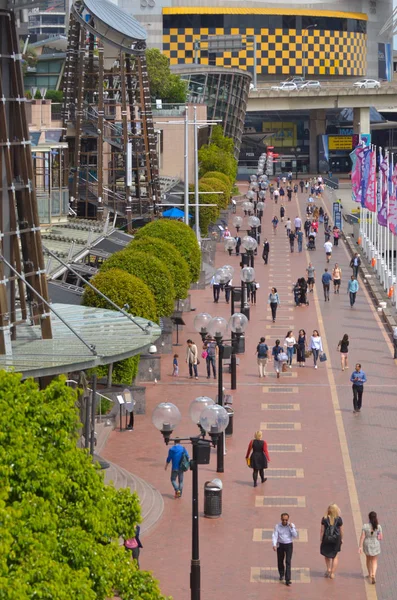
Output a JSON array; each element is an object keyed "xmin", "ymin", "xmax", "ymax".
[{"xmin": 63, "ymin": 0, "xmax": 160, "ymax": 227}]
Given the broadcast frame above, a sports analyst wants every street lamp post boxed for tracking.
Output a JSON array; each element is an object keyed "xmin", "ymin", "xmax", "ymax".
[
  {"xmin": 232, "ymin": 215, "xmax": 243, "ymax": 233},
  {"xmin": 248, "ymin": 216, "xmax": 261, "ymax": 246},
  {"xmin": 256, "ymin": 201, "xmax": 265, "ymax": 222},
  {"xmin": 240, "ymin": 265, "xmax": 255, "ymax": 320},
  {"xmin": 302, "ymin": 24, "xmax": 317, "ymax": 81},
  {"xmin": 152, "ymin": 400, "xmax": 229, "ymax": 600},
  {"xmin": 228, "ymin": 312, "xmax": 248, "ymax": 390},
  {"xmin": 290, "ymin": 146, "xmax": 302, "ymax": 180},
  {"xmin": 241, "ymin": 235, "xmax": 258, "ymax": 268}
]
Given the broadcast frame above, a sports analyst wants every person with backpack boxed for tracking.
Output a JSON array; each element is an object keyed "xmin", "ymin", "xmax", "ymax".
[
  {"xmin": 320, "ymin": 504, "xmax": 344, "ymax": 579},
  {"xmin": 165, "ymin": 438, "xmax": 190, "ymax": 499},
  {"xmin": 245, "ymin": 430, "xmax": 270, "ymax": 487},
  {"xmin": 203, "ymin": 335, "xmax": 217, "ymax": 379},
  {"xmin": 256, "ymin": 336, "xmax": 269, "ymax": 378}
]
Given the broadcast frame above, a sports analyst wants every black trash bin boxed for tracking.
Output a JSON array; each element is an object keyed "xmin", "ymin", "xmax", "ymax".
[
  {"xmin": 225, "ymin": 406, "xmax": 234, "ymax": 437},
  {"xmin": 204, "ymin": 480, "xmax": 222, "ymax": 518}
]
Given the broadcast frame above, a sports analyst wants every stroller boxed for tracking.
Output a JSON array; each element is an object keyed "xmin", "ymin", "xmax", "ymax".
[{"xmin": 307, "ymin": 234, "xmax": 316, "ymax": 250}]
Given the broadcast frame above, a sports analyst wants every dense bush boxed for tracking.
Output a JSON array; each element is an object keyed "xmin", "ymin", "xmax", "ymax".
[
  {"xmin": 0, "ymin": 372, "xmax": 169, "ymax": 600},
  {"xmin": 83, "ymin": 269, "xmax": 157, "ymax": 384},
  {"xmin": 189, "ymin": 182, "xmax": 220, "ymax": 233},
  {"xmin": 198, "ymin": 126, "xmax": 238, "ymax": 182},
  {"xmin": 128, "ymin": 237, "xmax": 191, "ymax": 300},
  {"xmin": 134, "ymin": 220, "xmax": 201, "ymax": 282},
  {"xmin": 201, "ymin": 170, "xmax": 233, "ymax": 189},
  {"xmin": 45, "ymin": 89, "xmax": 64, "ymax": 102},
  {"xmin": 199, "ymin": 177, "xmax": 230, "ymax": 209},
  {"xmin": 100, "ymin": 250, "xmax": 175, "ymax": 317}
]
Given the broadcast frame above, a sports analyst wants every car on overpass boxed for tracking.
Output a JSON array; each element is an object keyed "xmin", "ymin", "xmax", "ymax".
[
  {"xmin": 284, "ymin": 76, "xmax": 305, "ymax": 88},
  {"xmin": 354, "ymin": 79, "xmax": 381, "ymax": 89},
  {"xmin": 271, "ymin": 81, "xmax": 298, "ymax": 91},
  {"xmin": 300, "ymin": 80, "xmax": 321, "ymax": 90}
]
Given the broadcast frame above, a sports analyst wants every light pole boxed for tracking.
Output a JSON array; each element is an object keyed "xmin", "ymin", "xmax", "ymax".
[
  {"xmin": 232, "ymin": 215, "xmax": 243, "ymax": 233},
  {"xmin": 228, "ymin": 312, "xmax": 248, "ymax": 390},
  {"xmin": 256, "ymin": 201, "xmax": 265, "ymax": 222},
  {"xmin": 241, "ymin": 235, "xmax": 258, "ymax": 268},
  {"xmin": 290, "ymin": 146, "xmax": 302, "ymax": 180},
  {"xmin": 152, "ymin": 400, "xmax": 229, "ymax": 600},
  {"xmin": 240, "ymin": 265, "xmax": 256, "ymax": 320},
  {"xmin": 302, "ymin": 24, "xmax": 317, "ymax": 81},
  {"xmin": 248, "ymin": 215, "xmax": 261, "ymax": 245},
  {"xmin": 224, "ymin": 237, "xmax": 237, "ymax": 256}
]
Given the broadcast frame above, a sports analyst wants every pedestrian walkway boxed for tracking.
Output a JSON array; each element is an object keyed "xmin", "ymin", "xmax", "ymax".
[{"xmin": 102, "ymin": 183, "xmax": 396, "ymax": 600}]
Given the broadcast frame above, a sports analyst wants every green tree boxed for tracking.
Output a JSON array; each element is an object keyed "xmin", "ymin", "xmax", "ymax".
[
  {"xmin": 199, "ymin": 177, "xmax": 230, "ymax": 209},
  {"xmin": 0, "ymin": 372, "xmax": 169, "ymax": 599},
  {"xmin": 146, "ymin": 48, "xmax": 187, "ymax": 103},
  {"xmin": 189, "ymin": 183, "xmax": 219, "ymax": 233},
  {"xmin": 135, "ymin": 220, "xmax": 201, "ymax": 282},
  {"xmin": 198, "ymin": 143, "xmax": 238, "ymax": 182},
  {"xmin": 200, "ymin": 170, "xmax": 233, "ymax": 190},
  {"xmin": 210, "ymin": 124, "xmax": 235, "ymax": 153},
  {"xmin": 128, "ymin": 237, "xmax": 191, "ymax": 300},
  {"xmin": 83, "ymin": 268, "xmax": 158, "ymax": 384},
  {"xmin": 100, "ymin": 250, "xmax": 175, "ymax": 317}
]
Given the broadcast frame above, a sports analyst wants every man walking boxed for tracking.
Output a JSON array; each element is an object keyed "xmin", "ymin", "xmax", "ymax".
[
  {"xmin": 203, "ymin": 335, "xmax": 217, "ymax": 379},
  {"xmin": 297, "ymin": 230, "xmax": 303, "ymax": 253},
  {"xmin": 285, "ymin": 218, "xmax": 292, "ymax": 237},
  {"xmin": 235, "ymin": 235, "xmax": 241, "ymax": 256},
  {"xmin": 304, "ymin": 218, "xmax": 311, "ymax": 238},
  {"xmin": 324, "ymin": 239, "xmax": 333, "ymax": 263},
  {"xmin": 186, "ymin": 339, "xmax": 199, "ymax": 379},
  {"xmin": 347, "ymin": 275, "xmax": 359, "ymax": 307},
  {"xmin": 306, "ymin": 263, "xmax": 316, "ymax": 293},
  {"xmin": 256, "ymin": 336, "xmax": 269, "ymax": 378},
  {"xmin": 262, "ymin": 239, "xmax": 270, "ymax": 264},
  {"xmin": 321, "ymin": 267, "xmax": 332, "ymax": 301},
  {"xmin": 289, "ymin": 230, "xmax": 296, "ymax": 253},
  {"xmin": 210, "ymin": 274, "xmax": 220, "ymax": 303},
  {"xmin": 272, "ymin": 513, "xmax": 298, "ymax": 586},
  {"xmin": 350, "ymin": 253, "xmax": 361, "ymax": 278},
  {"xmin": 294, "ymin": 215, "xmax": 301, "ymax": 233},
  {"xmin": 165, "ymin": 439, "xmax": 190, "ymax": 498},
  {"xmin": 350, "ymin": 363, "xmax": 367, "ymax": 413}
]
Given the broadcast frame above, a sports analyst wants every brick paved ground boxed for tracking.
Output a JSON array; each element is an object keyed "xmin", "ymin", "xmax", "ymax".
[{"xmin": 103, "ymin": 184, "xmax": 396, "ymax": 600}]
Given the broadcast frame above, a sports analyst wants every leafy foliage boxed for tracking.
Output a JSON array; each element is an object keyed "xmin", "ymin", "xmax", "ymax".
[
  {"xmin": 199, "ymin": 126, "xmax": 238, "ymax": 182},
  {"xmin": 100, "ymin": 250, "xmax": 175, "ymax": 317},
  {"xmin": 210, "ymin": 125, "xmax": 235, "ymax": 153},
  {"xmin": 146, "ymin": 48, "xmax": 187, "ymax": 103},
  {"xmin": 128, "ymin": 237, "xmax": 191, "ymax": 300},
  {"xmin": 45, "ymin": 89, "xmax": 64, "ymax": 102},
  {"xmin": 189, "ymin": 183, "xmax": 219, "ymax": 234},
  {"xmin": 135, "ymin": 220, "xmax": 201, "ymax": 282},
  {"xmin": 0, "ymin": 372, "xmax": 169, "ymax": 600},
  {"xmin": 198, "ymin": 177, "xmax": 230, "ymax": 209},
  {"xmin": 200, "ymin": 170, "xmax": 233, "ymax": 189},
  {"xmin": 82, "ymin": 269, "xmax": 157, "ymax": 384}
]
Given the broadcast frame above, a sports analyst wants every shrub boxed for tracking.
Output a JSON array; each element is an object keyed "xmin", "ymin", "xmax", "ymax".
[
  {"xmin": 83, "ymin": 269, "xmax": 157, "ymax": 384},
  {"xmin": 198, "ymin": 143, "xmax": 238, "ymax": 182},
  {"xmin": 100, "ymin": 250, "xmax": 175, "ymax": 317},
  {"xmin": 199, "ymin": 177, "xmax": 230, "ymax": 209},
  {"xmin": 128, "ymin": 237, "xmax": 191, "ymax": 300},
  {"xmin": 201, "ymin": 170, "xmax": 233, "ymax": 189},
  {"xmin": 45, "ymin": 89, "xmax": 64, "ymax": 102},
  {"xmin": 134, "ymin": 220, "xmax": 201, "ymax": 282}
]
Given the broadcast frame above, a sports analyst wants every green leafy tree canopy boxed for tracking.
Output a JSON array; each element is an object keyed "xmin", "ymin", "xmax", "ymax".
[
  {"xmin": 199, "ymin": 177, "xmax": 230, "ymax": 210},
  {"xmin": 198, "ymin": 143, "xmax": 238, "ymax": 182},
  {"xmin": 135, "ymin": 220, "xmax": 201, "ymax": 282},
  {"xmin": 146, "ymin": 48, "xmax": 187, "ymax": 103},
  {"xmin": 189, "ymin": 183, "xmax": 220, "ymax": 234}
]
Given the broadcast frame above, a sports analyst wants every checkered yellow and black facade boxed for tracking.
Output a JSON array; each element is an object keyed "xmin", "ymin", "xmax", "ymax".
[{"xmin": 163, "ymin": 8, "xmax": 367, "ymax": 77}]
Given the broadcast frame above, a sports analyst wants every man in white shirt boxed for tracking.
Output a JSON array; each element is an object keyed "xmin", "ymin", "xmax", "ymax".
[
  {"xmin": 324, "ymin": 240, "xmax": 333, "ymax": 263},
  {"xmin": 294, "ymin": 216, "xmax": 302, "ymax": 232},
  {"xmin": 272, "ymin": 513, "xmax": 298, "ymax": 586},
  {"xmin": 273, "ymin": 188, "xmax": 280, "ymax": 202}
]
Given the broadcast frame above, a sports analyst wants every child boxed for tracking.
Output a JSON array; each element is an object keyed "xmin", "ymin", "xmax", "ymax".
[{"xmin": 172, "ymin": 354, "xmax": 179, "ymax": 377}]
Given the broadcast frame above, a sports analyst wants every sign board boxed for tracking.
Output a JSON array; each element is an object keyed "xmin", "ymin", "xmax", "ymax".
[
  {"xmin": 328, "ymin": 136, "xmax": 353, "ymax": 151},
  {"xmin": 207, "ymin": 35, "xmax": 243, "ymax": 52}
]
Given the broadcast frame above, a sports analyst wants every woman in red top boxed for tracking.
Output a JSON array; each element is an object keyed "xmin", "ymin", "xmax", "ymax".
[
  {"xmin": 246, "ymin": 431, "xmax": 270, "ymax": 487},
  {"xmin": 311, "ymin": 220, "xmax": 319, "ymax": 233}
]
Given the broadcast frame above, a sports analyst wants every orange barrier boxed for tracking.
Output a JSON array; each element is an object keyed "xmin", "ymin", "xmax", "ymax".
[
  {"xmin": 388, "ymin": 286, "xmax": 394, "ymax": 298},
  {"xmin": 357, "ymin": 236, "xmax": 362, "ymax": 245},
  {"xmin": 371, "ymin": 258, "xmax": 376, "ymax": 268}
]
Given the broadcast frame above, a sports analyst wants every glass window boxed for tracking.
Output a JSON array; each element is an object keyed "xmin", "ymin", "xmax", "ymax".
[
  {"xmin": 283, "ymin": 15, "xmax": 296, "ymax": 30},
  {"xmin": 268, "ymin": 15, "xmax": 282, "ymax": 29}
]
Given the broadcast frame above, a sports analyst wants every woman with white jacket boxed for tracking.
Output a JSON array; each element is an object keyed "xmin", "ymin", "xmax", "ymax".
[{"xmin": 309, "ymin": 330, "xmax": 323, "ymax": 369}]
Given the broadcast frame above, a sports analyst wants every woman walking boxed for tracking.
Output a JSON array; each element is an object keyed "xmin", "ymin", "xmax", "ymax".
[
  {"xmin": 332, "ymin": 264, "xmax": 342, "ymax": 294},
  {"xmin": 272, "ymin": 339, "xmax": 283, "ymax": 379},
  {"xmin": 284, "ymin": 330, "xmax": 296, "ymax": 368},
  {"xmin": 309, "ymin": 330, "xmax": 323, "ymax": 368},
  {"xmin": 268, "ymin": 287, "xmax": 280, "ymax": 322},
  {"xmin": 272, "ymin": 215, "xmax": 279, "ymax": 233},
  {"xmin": 186, "ymin": 339, "xmax": 199, "ymax": 379},
  {"xmin": 320, "ymin": 503, "xmax": 343, "ymax": 579},
  {"xmin": 359, "ymin": 511, "xmax": 382, "ymax": 584},
  {"xmin": 333, "ymin": 226, "xmax": 340, "ymax": 246},
  {"xmin": 337, "ymin": 334, "xmax": 349, "ymax": 371},
  {"xmin": 245, "ymin": 430, "xmax": 270, "ymax": 487},
  {"xmin": 297, "ymin": 329, "xmax": 306, "ymax": 367},
  {"xmin": 299, "ymin": 277, "xmax": 309, "ymax": 306}
]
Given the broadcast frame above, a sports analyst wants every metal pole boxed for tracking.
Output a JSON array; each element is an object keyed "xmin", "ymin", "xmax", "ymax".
[
  {"xmin": 194, "ymin": 106, "xmax": 200, "ymax": 241},
  {"xmin": 216, "ymin": 342, "xmax": 224, "ymax": 473},
  {"xmin": 231, "ymin": 340, "xmax": 237, "ymax": 391},
  {"xmin": 184, "ymin": 106, "xmax": 189, "ymax": 225},
  {"xmin": 85, "ymin": 393, "xmax": 90, "ymax": 449},
  {"xmin": 253, "ymin": 35, "xmax": 257, "ymax": 90},
  {"xmin": 90, "ymin": 373, "xmax": 97, "ymax": 455},
  {"xmin": 191, "ymin": 439, "xmax": 200, "ymax": 600}
]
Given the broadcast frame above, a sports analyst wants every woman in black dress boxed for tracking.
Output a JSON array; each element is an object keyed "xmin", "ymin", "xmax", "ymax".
[
  {"xmin": 245, "ymin": 431, "xmax": 270, "ymax": 487},
  {"xmin": 320, "ymin": 504, "xmax": 344, "ymax": 579},
  {"xmin": 299, "ymin": 277, "xmax": 308, "ymax": 306},
  {"xmin": 297, "ymin": 329, "xmax": 306, "ymax": 367}
]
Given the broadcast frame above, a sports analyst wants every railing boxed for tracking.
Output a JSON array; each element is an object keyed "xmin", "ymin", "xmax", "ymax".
[{"xmin": 151, "ymin": 103, "xmax": 186, "ymax": 117}]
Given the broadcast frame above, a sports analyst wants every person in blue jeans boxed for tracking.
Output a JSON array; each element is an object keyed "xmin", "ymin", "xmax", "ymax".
[
  {"xmin": 203, "ymin": 335, "xmax": 217, "ymax": 379},
  {"xmin": 283, "ymin": 331, "xmax": 296, "ymax": 368},
  {"xmin": 350, "ymin": 363, "xmax": 367, "ymax": 413},
  {"xmin": 347, "ymin": 276, "xmax": 359, "ymax": 307},
  {"xmin": 321, "ymin": 268, "xmax": 333, "ymax": 301},
  {"xmin": 165, "ymin": 439, "xmax": 190, "ymax": 498},
  {"xmin": 297, "ymin": 230, "xmax": 303, "ymax": 253}
]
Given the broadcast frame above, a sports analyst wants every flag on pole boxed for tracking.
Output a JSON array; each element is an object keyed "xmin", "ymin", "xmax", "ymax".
[
  {"xmin": 351, "ymin": 146, "xmax": 364, "ymax": 203},
  {"xmin": 364, "ymin": 148, "xmax": 376, "ymax": 212},
  {"xmin": 378, "ymin": 152, "xmax": 388, "ymax": 226},
  {"xmin": 389, "ymin": 163, "xmax": 397, "ymax": 235},
  {"xmin": 360, "ymin": 146, "xmax": 372, "ymax": 207}
]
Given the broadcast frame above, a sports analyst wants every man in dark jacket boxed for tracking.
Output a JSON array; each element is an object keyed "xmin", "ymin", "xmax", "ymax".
[
  {"xmin": 350, "ymin": 253, "xmax": 361, "ymax": 278},
  {"xmin": 262, "ymin": 239, "xmax": 270, "ymax": 264}
]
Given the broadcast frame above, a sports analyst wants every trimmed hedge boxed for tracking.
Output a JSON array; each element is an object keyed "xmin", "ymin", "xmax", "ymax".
[
  {"xmin": 190, "ymin": 182, "xmax": 220, "ymax": 233},
  {"xmin": 83, "ymin": 269, "xmax": 157, "ymax": 384},
  {"xmin": 128, "ymin": 237, "xmax": 191, "ymax": 300},
  {"xmin": 134, "ymin": 220, "xmax": 201, "ymax": 282},
  {"xmin": 101, "ymin": 250, "xmax": 175, "ymax": 317},
  {"xmin": 201, "ymin": 170, "xmax": 233, "ymax": 189},
  {"xmin": 199, "ymin": 177, "xmax": 230, "ymax": 209}
]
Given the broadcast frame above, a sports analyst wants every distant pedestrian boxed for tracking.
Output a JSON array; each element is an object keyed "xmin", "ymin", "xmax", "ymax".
[
  {"xmin": 268, "ymin": 287, "xmax": 280, "ymax": 322},
  {"xmin": 324, "ymin": 224, "xmax": 331, "ymax": 241},
  {"xmin": 250, "ymin": 280, "xmax": 259, "ymax": 304},
  {"xmin": 235, "ymin": 235, "xmax": 241, "ymax": 255},
  {"xmin": 165, "ymin": 438, "xmax": 190, "ymax": 498},
  {"xmin": 272, "ymin": 513, "xmax": 298, "ymax": 587},
  {"xmin": 224, "ymin": 278, "xmax": 232, "ymax": 304},
  {"xmin": 294, "ymin": 216, "xmax": 302, "ymax": 232},
  {"xmin": 285, "ymin": 218, "xmax": 292, "ymax": 236},
  {"xmin": 297, "ymin": 230, "xmax": 303, "ymax": 252},
  {"xmin": 337, "ymin": 334, "xmax": 349, "ymax": 371},
  {"xmin": 320, "ymin": 503, "xmax": 343, "ymax": 579},
  {"xmin": 283, "ymin": 330, "xmax": 296, "ymax": 368},
  {"xmin": 350, "ymin": 362, "xmax": 367, "ymax": 413},
  {"xmin": 309, "ymin": 329, "xmax": 323, "ymax": 368},
  {"xmin": 288, "ymin": 171, "xmax": 293, "ymax": 182},
  {"xmin": 272, "ymin": 339, "xmax": 283, "ymax": 379},
  {"xmin": 280, "ymin": 204, "xmax": 285, "ymax": 222},
  {"xmin": 321, "ymin": 268, "xmax": 332, "ymax": 301},
  {"xmin": 186, "ymin": 339, "xmax": 199, "ymax": 379},
  {"xmin": 393, "ymin": 326, "xmax": 397, "ymax": 359},
  {"xmin": 245, "ymin": 430, "xmax": 270, "ymax": 487},
  {"xmin": 262, "ymin": 239, "xmax": 270, "ymax": 264},
  {"xmin": 256, "ymin": 336, "xmax": 269, "ymax": 378},
  {"xmin": 287, "ymin": 187, "xmax": 292, "ymax": 202},
  {"xmin": 273, "ymin": 188, "xmax": 279, "ymax": 203},
  {"xmin": 332, "ymin": 264, "xmax": 342, "ymax": 294},
  {"xmin": 359, "ymin": 511, "xmax": 382, "ymax": 585},
  {"xmin": 333, "ymin": 226, "xmax": 340, "ymax": 246},
  {"xmin": 350, "ymin": 253, "xmax": 361, "ymax": 278},
  {"xmin": 297, "ymin": 329, "xmax": 306, "ymax": 367},
  {"xmin": 272, "ymin": 215, "xmax": 279, "ymax": 232},
  {"xmin": 124, "ymin": 525, "xmax": 143, "ymax": 568},
  {"xmin": 203, "ymin": 335, "xmax": 217, "ymax": 379},
  {"xmin": 299, "ymin": 179, "xmax": 305, "ymax": 193},
  {"xmin": 305, "ymin": 180, "xmax": 309, "ymax": 192},
  {"xmin": 304, "ymin": 218, "xmax": 311, "ymax": 238},
  {"xmin": 324, "ymin": 213, "xmax": 329, "ymax": 227},
  {"xmin": 306, "ymin": 263, "xmax": 316, "ymax": 293},
  {"xmin": 289, "ymin": 230, "xmax": 296, "ymax": 252},
  {"xmin": 324, "ymin": 240, "xmax": 333, "ymax": 263},
  {"xmin": 299, "ymin": 277, "xmax": 309, "ymax": 306},
  {"xmin": 279, "ymin": 187, "xmax": 285, "ymax": 199},
  {"xmin": 347, "ymin": 276, "xmax": 359, "ymax": 307},
  {"xmin": 210, "ymin": 274, "xmax": 220, "ymax": 302},
  {"xmin": 293, "ymin": 184, "xmax": 298, "ymax": 200},
  {"xmin": 172, "ymin": 354, "xmax": 179, "ymax": 377}
]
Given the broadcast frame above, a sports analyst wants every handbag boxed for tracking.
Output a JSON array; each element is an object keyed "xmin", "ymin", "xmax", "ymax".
[
  {"xmin": 246, "ymin": 457, "xmax": 252, "ymax": 468},
  {"xmin": 305, "ymin": 349, "xmax": 312, "ymax": 358},
  {"xmin": 201, "ymin": 350, "xmax": 208, "ymax": 359},
  {"xmin": 125, "ymin": 538, "xmax": 138, "ymax": 549},
  {"xmin": 320, "ymin": 352, "xmax": 327, "ymax": 362}
]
